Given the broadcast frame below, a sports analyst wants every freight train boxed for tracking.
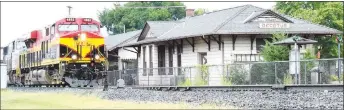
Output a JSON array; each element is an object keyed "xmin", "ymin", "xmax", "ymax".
[{"xmin": 2, "ymin": 17, "xmax": 107, "ymax": 88}]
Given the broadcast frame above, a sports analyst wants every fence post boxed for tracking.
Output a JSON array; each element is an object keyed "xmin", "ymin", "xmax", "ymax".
[
  {"xmin": 160, "ymin": 68, "xmax": 162, "ymax": 86},
  {"xmin": 208, "ymin": 66, "xmax": 210, "ymax": 86},
  {"xmin": 304, "ymin": 61, "xmax": 307, "ymax": 84},
  {"xmin": 318, "ymin": 60, "xmax": 320, "ymax": 84},
  {"xmin": 174, "ymin": 68, "xmax": 177, "ymax": 86},
  {"xmin": 274, "ymin": 62, "xmax": 277, "ymax": 85},
  {"xmin": 340, "ymin": 59, "xmax": 343, "ymax": 84},
  {"xmin": 249, "ymin": 63, "xmax": 252, "ymax": 85}
]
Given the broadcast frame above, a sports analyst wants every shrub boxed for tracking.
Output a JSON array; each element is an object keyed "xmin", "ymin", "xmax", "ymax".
[
  {"xmin": 330, "ymin": 74, "xmax": 339, "ymax": 81},
  {"xmin": 283, "ymin": 74, "xmax": 293, "ymax": 84},
  {"xmin": 177, "ymin": 78, "xmax": 191, "ymax": 86},
  {"xmin": 194, "ymin": 65, "xmax": 209, "ymax": 86},
  {"xmin": 221, "ymin": 76, "xmax": 232, "ymax": 85},
  {"xmin": 330, "ymin": 74, "xmax": 344, "ymax": 81},
  {"xmin": 222, "ymin": 64, "xmax": 249, "ymax": 85},
  {"xmin": 250, "ymin": 63, "xmax": 275, "ymax": 84}
]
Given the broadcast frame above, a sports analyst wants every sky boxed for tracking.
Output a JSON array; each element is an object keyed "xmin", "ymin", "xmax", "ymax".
[{"xmin": 0, "ymin": 2, "xmax": 276, "ymax": 47}]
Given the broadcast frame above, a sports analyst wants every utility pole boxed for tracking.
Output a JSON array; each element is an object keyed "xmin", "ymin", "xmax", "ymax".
[
  {"xmin": 103, "ymin": 46, "xmax": 109, "ymax": 91},
  {"xmin": 67, "ymin": 6, "xmax": 72, "ymax": 16},
  {"xmin": 337, "ymin": 35, "xmax": 342, "ymax": 83}
]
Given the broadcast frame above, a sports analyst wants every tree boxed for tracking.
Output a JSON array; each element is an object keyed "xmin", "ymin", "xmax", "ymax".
[
  {"xmin": 194, "ymin": 8, "xmax": 209, "ymax": 16},
  {"xmin": 97, "ymin": 8, "xmax": 114, "ymax": 32},
  {"xmin": 260, "ymin": 33, "xmax": 290, "ymax": 61},
  {"xmin": 250, "ymin": 33, "xmax": 291, "ymax": 84},
  {"xmin": 275, "ymin": 2, "xmax": 343, "ymax": 58},
  {"xmin": 97, "ymin": 2, "xmax": 186, "ymax": 35}
]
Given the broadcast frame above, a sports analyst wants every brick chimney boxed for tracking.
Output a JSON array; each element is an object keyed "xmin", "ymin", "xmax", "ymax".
[{"xmin": 186, "ymin": 9, "xmax": 195, "ymax": 17}]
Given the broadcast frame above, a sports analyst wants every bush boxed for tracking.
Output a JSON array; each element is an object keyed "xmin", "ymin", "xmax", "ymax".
[
  {"xmin": 330, "ymin": 74, "xmax": 344, "ymax": 81},
  {"xmin": 318, "ymin": 60, "xmax": 337, "ymax": 84},
  {"xmin": 221, "ymin": 76, "xmax": 232, "ymax": 85},
  {"xmin": 330, "ymin": 74, "xmax": 339, "ymax": 81},
  {"xmin": 178, "ymin": 78, "xmax": 191, "ymax": 86},
  {"xmin": 283, "ymin": 74, "xmax": 293, "ymax": 84},
  {"xmin": 194, "ymin": 65, "xmax": 209, "ymax": 86},
  {"xmin": 260, "ymin": 33, "xmax": 290, "ymax": 62},
  {"xmin": 250, "ymin": 63, "xmax": 275, "ymax": 84},
  {"xmin": 222, "ymin": 64, "xmax": 249, "ymax": 85}
]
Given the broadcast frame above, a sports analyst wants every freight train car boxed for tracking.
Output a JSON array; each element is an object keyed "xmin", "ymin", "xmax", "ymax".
[{"xmin": 2, "ymin": 18, "xmax": 108, "ymax": 87}]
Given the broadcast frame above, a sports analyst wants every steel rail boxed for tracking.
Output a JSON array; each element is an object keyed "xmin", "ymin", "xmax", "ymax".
[{"xmin": 132, "ymin": 84, "xmax": 344, "ymax": 92}]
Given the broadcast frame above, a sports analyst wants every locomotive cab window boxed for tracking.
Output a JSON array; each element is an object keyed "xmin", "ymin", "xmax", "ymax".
[
  {"xmin": 81, "ymin": 24, "xmax": 99, "ymax": 31},
  {"xmin": 58, "ymin": 24, "xmax": 78, "ymax": 31}
]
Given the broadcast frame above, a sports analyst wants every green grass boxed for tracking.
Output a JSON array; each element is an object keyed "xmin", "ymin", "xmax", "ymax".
[{"xmin": 1, "ymin": 89, "xmax": 235, "ymax": 109}]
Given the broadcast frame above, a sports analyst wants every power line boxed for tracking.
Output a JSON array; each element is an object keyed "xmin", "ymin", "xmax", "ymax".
[{"xmin": 116, "ymin": 6, "xmax": 186, "ymax": 9}]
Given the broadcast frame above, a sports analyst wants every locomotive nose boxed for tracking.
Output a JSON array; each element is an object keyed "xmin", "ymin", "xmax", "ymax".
[
  {"xmin": 73, "ymin": 32, "xmax": 104, "ymax": 59},
  {"xmin": 59, "ymin": 31, "xmax": 104, "ymax": 61}
]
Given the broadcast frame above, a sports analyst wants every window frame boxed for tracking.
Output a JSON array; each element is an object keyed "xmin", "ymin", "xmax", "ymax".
[
  {"xmin": 149, "ymin": 45, "xmax": 153, "ymax": 76},
  {"xmin": 142, "ymin": 46, "xmax": 147, "ymax": 76},
  {"xmin": 80, "ymin": 24, "xmax": 100, "ymax": 31},
  {"xmin": 57, "ymin": 24, "xmax": 79, "ymax": 32},
  {"xmin": 157, "ymin": 45, "xmax": 166, "ymax": 75}
]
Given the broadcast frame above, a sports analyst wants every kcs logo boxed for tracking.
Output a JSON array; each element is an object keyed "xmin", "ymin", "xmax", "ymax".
[{"xmin": 76, "ymin": 41, "xmax": 91, "ymax": 46}]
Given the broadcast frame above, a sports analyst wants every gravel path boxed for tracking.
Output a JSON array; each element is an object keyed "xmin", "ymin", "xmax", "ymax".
[{"xmin": 5, "ymin": 87, "xmax": 343, "ymax": 109}]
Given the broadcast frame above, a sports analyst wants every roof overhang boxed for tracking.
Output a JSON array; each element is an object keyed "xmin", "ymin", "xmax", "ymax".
[
  {"xmin": 121, "ymin": 31, "xmax": 341, "ymax": 47},
  {"xmin": 272, "ymin": 36, "xmax": 318, "ymax": 45}
]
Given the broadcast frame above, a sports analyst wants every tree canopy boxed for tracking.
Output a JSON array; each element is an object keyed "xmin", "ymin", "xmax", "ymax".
[
  {"xmin": 260, "ymin": 33, "xmax": 290, "ymax": 62},
  {"xmin": 194, "ymin": 8, "xmax": 209, "ymax": 16},
  {"xmin": 275, "ymin": 2, "xmax": 343, "ymax": 58},
  {"xmin": 97, "ymin": 2, "xmax": 186, "ymax": 34}
]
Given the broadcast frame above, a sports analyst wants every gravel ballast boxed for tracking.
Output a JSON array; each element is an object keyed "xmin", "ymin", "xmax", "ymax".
[{"xmin": 5, "ymin": 87, "xmax": 343, "ymax": 109}]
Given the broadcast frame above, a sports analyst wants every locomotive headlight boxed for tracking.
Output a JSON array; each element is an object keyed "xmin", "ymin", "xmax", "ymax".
[
  {"xmin": 95, "ymin": 54, "xmax": 100, "ymax": 60},
  {"xmin": 71, "ymin": 54, "xmax": 77, "ymax": 60},
  {"xmin": 80, "ymin": 33, "xmax": 87, "ymax": 41}
]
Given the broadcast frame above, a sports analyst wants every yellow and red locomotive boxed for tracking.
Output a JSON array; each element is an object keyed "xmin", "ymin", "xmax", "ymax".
[{"xmin": 5, "ymin": 17, "xmax": 107, "ymax": 87}]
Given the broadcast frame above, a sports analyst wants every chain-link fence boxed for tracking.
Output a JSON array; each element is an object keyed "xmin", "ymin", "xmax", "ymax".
[{"xmin": 107, "ymin": 58, "xmax": 343, "ymax": 86}]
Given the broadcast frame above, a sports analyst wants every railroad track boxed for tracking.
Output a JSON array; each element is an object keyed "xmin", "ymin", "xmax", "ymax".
[
  {"xmin": 132, "ymin": 84, "xmax": 344, "ymax": 92},
  {"xmin": 6, "ymin": 84, "xmax": 344, "ymax": 92},
  {"xmin": 6, "ymin": 84, "xmax": 101, "ymax": 89}
]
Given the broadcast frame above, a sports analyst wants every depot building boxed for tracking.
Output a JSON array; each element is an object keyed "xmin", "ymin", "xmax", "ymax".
[{"xmin": 110, "ymin": 4, "xmax": 342, "ymax": 86}]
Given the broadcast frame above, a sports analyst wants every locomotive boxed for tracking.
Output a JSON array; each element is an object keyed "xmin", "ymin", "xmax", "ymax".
[{"xmin": 2, "ymin": 17, "xmax": 107, "ymax": 88}]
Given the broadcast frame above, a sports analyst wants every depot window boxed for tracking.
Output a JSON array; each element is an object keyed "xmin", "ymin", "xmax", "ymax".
[
  {"xmin": 81, "ymin": 24, "xmax": 99, "ymax": 31},
  {"xmin": 58, "ymin": 24, "xmax": 78, "ymax": 31}
]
